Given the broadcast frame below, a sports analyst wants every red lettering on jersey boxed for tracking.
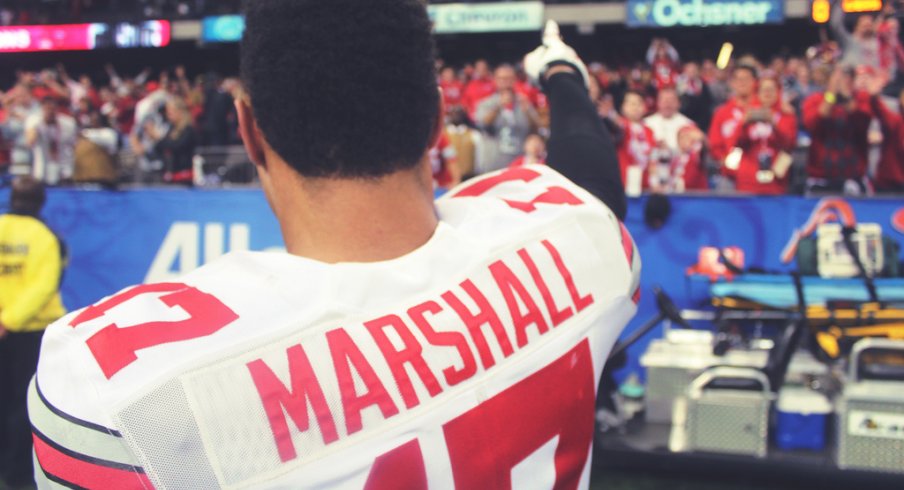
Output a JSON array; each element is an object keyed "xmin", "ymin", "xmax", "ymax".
[
  {"xmin": 407, "ymin": 301, "xmax": 478, "ymax": 387},
  {"xmin": 442, "ymin": 281, "xmax": 514, "ymax": 370},
  {"xmin": 451, "ymin": 167, "xmax": 584, "ymax": 214},
  {"xmin": 489, "ymin": 260, "xmax": 550, "ymax": 349},
  {"xmin": 617, "ymin": 223, "xmax": 641, "ymax": 305},
  {"xmin": 618, "ymin": 222, "xmax": 635, "ymax": 267},
  {"xmin": 327, "ymin": 328, "xmax": 400, "ymax": 436},
  {"xmin": 247, "ymin": 345, "xmax": 339, "ymax": 463},
  {"xmin": 452, "ymin": 167, "xmax": 542, "ymax": 198},
  {"xmin": 517, "ymin": 248, "xmax": 574, "ymax": 328},
  {"xmin": 442, "ymin": 340, "xmax": 596, "ymax": 489},
  {"xmin": 364, "ymin": 341, "xmax": 596, "ymax": 489},
  {"xmin": 364, "ymin": 315, "xmax": 443, "ymax": 410},
  {"xmin": 542, "ymin": 240, "xmax": 594, "ymax": 313},
  {"xmin": 81, "ymin": 285, "xmax": 238, "ymax": 379},
  {"xmin": 503, "ymin": 186, "xmax": 584, "ymax": 214},
  {"xmin": 69, "ymin": 283, "xmax": 185, "ymax": 327},
  {"xmin": 363, "ymin": 439, "xmax": 428, "ymax": 490}
]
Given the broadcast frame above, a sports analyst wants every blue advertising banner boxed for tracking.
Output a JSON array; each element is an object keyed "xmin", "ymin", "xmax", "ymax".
[
  {"xmin": 1, "ymin": 189, "xmax": 901, "ymax": 380},
  {"xmin": 626, "ymin": 0, "xmax": 785, "ymax": 28},
  {"xmin": 201, "ymin": 15, "xmax": 245, "ymax": 43},
  {"xmin": 0, "ymin": 188, "xmax": 283, "ymax": 310}
]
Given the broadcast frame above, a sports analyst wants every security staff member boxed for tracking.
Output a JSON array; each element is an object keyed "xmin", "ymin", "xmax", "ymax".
[{"xmin": 0, "ymin": 176, "xmax": 66, "ymax": 488}]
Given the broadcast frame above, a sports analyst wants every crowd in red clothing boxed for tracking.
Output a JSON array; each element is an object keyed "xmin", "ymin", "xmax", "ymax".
[
  {"xmin": 439, "ymin": 60, "xmax": 547, "ymax": 119},
  {"xmin": 0, "ymin": 63, "xmax": 241, "ymax": 184},
  {"xmin": 4, "ymin": 47, "xmax": 903, "ymax": 195},
  {"xmin": 4, "ymin": 16, "xmax": 904, "ymax": 194},
  {"xmin": 431, "ymin": 28, "xmax": 904, "ymax": 195}
]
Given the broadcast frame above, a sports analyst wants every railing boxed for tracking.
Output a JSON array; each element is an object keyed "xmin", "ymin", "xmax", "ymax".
[
  {"xmin": 6, "ymin": 141, "xmax": 899, "ymax": 195},
  {"xmin": 111, "ymin": 145, "xmax": 255, "ymax": 187},
  {"xmin": 192, "ymin": 145, "xmax": 257, "ymax": 187}
]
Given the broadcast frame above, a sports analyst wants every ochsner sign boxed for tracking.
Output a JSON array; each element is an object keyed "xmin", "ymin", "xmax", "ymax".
[
  {"xmin": 428, "ymin": 2, "xmax": 544, "ymax": 34},
  {"xmin": 626, "ymin": 0, "xmax": 784, "ymax": 28}
]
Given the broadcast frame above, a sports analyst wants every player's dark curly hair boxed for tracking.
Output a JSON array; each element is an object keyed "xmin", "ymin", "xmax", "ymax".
[{"xmin": 241, "ymin": 0, "xmax": 439, "ymax": 179}]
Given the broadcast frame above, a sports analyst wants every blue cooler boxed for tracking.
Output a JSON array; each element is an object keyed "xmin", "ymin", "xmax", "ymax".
[{"xmin": 775, "ymin": 388, "xmax": 832, "ymax": 451}]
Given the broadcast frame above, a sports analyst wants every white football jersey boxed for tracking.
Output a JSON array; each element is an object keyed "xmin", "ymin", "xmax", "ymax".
[{"xmin": 29, "ymin": 165, "xmax": 640, "ymax": 490}]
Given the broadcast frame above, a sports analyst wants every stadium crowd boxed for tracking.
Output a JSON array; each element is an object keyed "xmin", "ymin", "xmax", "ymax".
[
  {"xmin": 433, "ymin": 6, "xmax": 904, "ymax": 196},
  {"xmin": 1, "ymin": 5, "xmax": 903, "ymax": 194},
  {"xmin": 0, "ymin": 64, "xmax": 241, "ymax": 185}
]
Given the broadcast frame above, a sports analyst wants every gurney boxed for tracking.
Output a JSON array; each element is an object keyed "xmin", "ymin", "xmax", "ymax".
[
  {"xmin": 708, "ymin": 275, "xmax": 904, "ymax": 310},
  {"xmin": 698, "ymin": 274, "xmax": 904, "ymax": 360}
]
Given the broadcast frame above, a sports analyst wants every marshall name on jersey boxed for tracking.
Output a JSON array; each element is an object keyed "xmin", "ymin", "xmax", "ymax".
[{"xmin": 29, "ymin": 165, "xmax": 641, "ymax": 490}]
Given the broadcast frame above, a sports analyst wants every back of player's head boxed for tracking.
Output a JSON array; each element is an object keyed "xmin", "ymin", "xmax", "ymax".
[
  {"xmin": 240, "ymin": 0, "xmax": 440, "ymax": 179},
  {"xmin": 10, "ymin": 176, "xmax": 46, "ymax": 216}
]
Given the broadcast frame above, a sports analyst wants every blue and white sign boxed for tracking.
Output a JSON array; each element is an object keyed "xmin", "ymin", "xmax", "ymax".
[
  {"xmin": 427, "ymin": 2, "xmax": 544, "ymax": 34},
  {"xmin": 626, "ymin": 0, "xmax": 785, "ymax": 28},
  {"xmin": 202, "ymin": 15, "xmax": 245, "ymax": 43}
]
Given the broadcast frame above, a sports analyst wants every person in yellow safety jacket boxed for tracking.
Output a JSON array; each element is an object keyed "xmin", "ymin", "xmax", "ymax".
[{"xmin": 0, "ymin": 176, "xmax": 66, "ymax": 488}]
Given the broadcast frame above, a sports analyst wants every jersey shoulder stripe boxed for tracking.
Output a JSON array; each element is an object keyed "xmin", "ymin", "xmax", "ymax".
[
  {"xmin": 32, "ymin": 427, "xmax": 151, "ymax": 490},
  {"xmin": 33, "ymin": 377, "xmax": 121, "ymax": 437},
  {"xmin": 29, "ymin": 379, "xmax": 146, "ymax": 490},
  {"xmin": 617, "ymin": 221, "xmax": 642, "ymax": 305}
]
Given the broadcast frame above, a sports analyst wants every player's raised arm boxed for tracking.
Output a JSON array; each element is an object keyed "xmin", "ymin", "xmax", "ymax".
[{"xmin": 524, "ymin": 21, "xmax": 626, "ymax": 220}]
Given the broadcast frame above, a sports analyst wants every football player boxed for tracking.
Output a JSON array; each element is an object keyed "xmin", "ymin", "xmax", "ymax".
[{"xmin": 28, "ymin": 2, "xmax": 640, "ymax": 488}]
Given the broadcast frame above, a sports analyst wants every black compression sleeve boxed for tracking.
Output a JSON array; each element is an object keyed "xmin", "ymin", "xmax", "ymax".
[{"xmin": 545, "ymin": 72, "xmax": 626, "ymax": 221}]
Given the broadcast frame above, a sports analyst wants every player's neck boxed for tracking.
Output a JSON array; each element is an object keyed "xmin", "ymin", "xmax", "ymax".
[{"xmin": 275, "ymin": 164, "xmax": 439, "ymax": 264}]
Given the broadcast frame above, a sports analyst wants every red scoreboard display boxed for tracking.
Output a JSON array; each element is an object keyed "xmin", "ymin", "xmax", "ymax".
[{"xmin": 0, "ymin": 20, "xmax": 170, "ymax": 53}]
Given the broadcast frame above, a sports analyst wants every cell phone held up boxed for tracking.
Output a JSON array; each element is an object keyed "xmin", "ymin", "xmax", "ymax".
[{"xmin": 747, "ymin": 108, "xmax": 770, "ymax": 123}]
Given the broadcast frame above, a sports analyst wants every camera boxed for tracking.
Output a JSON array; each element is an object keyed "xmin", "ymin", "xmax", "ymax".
[{"xmin": 756, "ymin": 152, "xmax": 775, "ymax": 184}]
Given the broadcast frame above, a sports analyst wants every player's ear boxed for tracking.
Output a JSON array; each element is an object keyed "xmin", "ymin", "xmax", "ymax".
[
  {"xmin": 235, "ymin": 93, "xmax": 267, "ymax": 169},
  {"xmin": 428, "ymin": 89, "xmax": 446, "ymax": 149}
]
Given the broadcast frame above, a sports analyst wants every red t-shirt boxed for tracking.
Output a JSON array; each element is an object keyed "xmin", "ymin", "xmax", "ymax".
[
  {"xmin": 669, "ymin": 149, "xmax": 708, "ymax": 191},
  {"xmin": 440, "ymin": 79, "xmax": 464, "ymax": 109},
  {"xmin": 116, "ymin": 96, "xmax": 138, "ymax": 135},
  {"xmin": 462, "ymin": 78, "xmax": 496, "ymax": 117},
  {"xmin": 85, "ymin": 88, "xmax": 102, "ymax": 110},
  {"xmin": 430, "ymin": 133, "xmax": 457, "ymax": 188},
  {"xmin": 709, "ymin": 98, "xmax": 755, "ymax": 164},
  {"xmin": 801, "ymin": 92, "xmax": 872, "ymax": 182},
  {"xmin": 652, "ymin": 59, "xmax": 679, "ymax": 90},
  {"xmin": 515, "ymin": 81, "xmax": 541, "ymax": 108},
  {"xmin": 727, "ymin": 110, "xmax": 798, "ymax": 194},
  {"xmin": 616, "ymin": 118, "xmax": 656, "ymax": 187},
  {"xmin": 870, "ymin": 95, "xmax": 904, "ymax": 190}
]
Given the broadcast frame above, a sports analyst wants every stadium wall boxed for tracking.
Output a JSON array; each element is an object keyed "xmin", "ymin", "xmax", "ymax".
[{"xmin": 2, "ymin": 188, "xmax": 901, "ymax": 380}]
